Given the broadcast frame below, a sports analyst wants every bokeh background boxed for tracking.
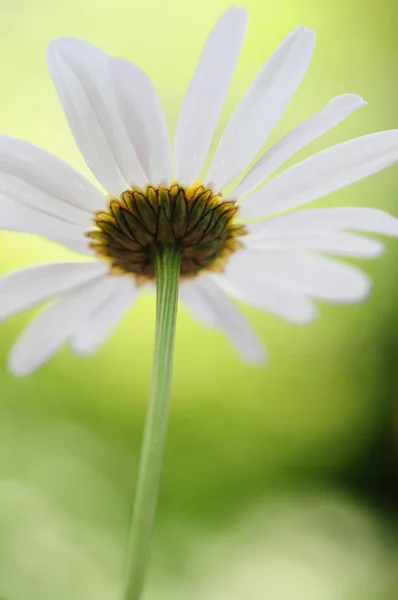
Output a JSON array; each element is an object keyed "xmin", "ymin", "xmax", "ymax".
[{"xmin": 1, "ymin": 0, "xmax": 398, "ymax": 598}]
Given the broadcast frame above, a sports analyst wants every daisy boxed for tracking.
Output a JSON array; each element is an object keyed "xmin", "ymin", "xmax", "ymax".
[
  {"xmin": 1, "ymin": 6, "xmax": 398, "ymax": 599},
  {"xmin": 0, "ymin": 8, "xmax": 398, "ymax": 375}
]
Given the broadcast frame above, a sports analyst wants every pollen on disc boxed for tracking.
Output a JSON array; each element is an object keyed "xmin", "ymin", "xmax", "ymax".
[{"xmin": 87, "ymin": 183, "xmax": 246, "ymax": 280}]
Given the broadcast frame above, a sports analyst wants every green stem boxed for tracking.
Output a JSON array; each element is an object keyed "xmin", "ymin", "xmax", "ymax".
[{"xmin": 123, "ymin": 247, "xmax": 181, "ymax": 600}]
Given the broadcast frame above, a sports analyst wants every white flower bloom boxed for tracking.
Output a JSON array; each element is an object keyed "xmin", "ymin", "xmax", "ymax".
[{"xmin": 1, "ymin": 6, "xmax": 398, "ymax": 376}]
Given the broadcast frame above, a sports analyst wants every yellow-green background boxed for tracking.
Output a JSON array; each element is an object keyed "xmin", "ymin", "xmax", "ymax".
[{"xmin": 0, "ymin": 0, "xmax": 398, "ymax": 598}]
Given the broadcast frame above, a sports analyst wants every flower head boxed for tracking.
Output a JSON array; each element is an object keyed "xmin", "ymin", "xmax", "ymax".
[
  {"xmin": 1, "ymin": 6, "xmax": 398, "ymax": 376},
  {"xmin": 88, "ymin": 183, "xmax": 245, "ymax": 279}
]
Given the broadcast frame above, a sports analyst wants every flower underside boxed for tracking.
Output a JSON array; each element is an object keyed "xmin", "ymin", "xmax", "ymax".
[{"xmin": 88, "ymin": 183, "xmax": 246, "ymax": 280}]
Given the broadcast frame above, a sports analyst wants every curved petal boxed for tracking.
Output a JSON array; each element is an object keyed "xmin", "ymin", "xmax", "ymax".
[
  {"xmin": 0, "ymin": 197, "xmax": 91, "ymax": 254},
  {"xmin": 174, "ymin": 7, "xmax": 247, "ymax": 186},
  {"xmin": 187, "ymin": 276, "xmax": 266, "ymax": 364},
  {"xmin": 109, "ymin": 59, "xmax": 172, "ymax": 185},
  {"xmin": 0, "ymin": 136, "xmax": 102, "ymax": 225},
  {"xmin": 180, "ymin": 280, "xmax": 218, "ymax": 328},
  {"xmin": 0, "ymin": 262, "xmax": 107, "ymax": 322},
  {"xmin": 232, "ymin": 94, "xmax": 366, "ymax": 198},
  {"xmin": 71, "ymin": 276, "xmax": 136, "ymax": 355},
  {"xmin": 244, "ymin": 231, "xmax": 385, "ymax": 258},
  {"xmin": 212, "ymin": 270, "xmax": 317, "ymax": 324},
  {"xmin": 247, "ymin": 206, "xmax": 398, "ymax": 237},
  {"xmin": 206, "ymin": 26, "xmax": 315, "ymax": 191},
  {"xmin": 240, "ymin": 130, "xmax": 398, "ymax": 219},
  {"xmin": 8, "ymin": 274, "xmax": 117, "ymax": 376},
  {"xmin": 47, "ymin": 38, "xmax": 148, "ymax": 196},
  {"xmin": 228, "ymin": 250, "xmax": 371, "ymax": 303},
  {"xmin": 56, "ymin": 239, "xmax": 95, "ymax": 255}
]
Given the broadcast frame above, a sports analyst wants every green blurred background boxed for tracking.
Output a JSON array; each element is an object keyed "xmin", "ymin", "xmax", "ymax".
[{"xmin": 1, "ymin": 0, "xmax": 398, "ymax": 598}]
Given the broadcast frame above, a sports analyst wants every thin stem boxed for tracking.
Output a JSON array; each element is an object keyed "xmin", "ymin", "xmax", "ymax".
[{"xmin": 123, "ymin": 246, "xmax": 181, "ymax": 600}]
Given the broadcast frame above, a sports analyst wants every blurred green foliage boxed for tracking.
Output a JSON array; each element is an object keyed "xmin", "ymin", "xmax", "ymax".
[{"xmin": 0, "ymin": 0, "xmax": 398, "ymax": 598}]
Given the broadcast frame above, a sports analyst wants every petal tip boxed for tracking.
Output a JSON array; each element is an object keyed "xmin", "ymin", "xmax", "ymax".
[
  {"xmin": 301, "ymin": 26, "xmax": 316, "ymax": 41},
  {"xmin": 244, "ymin": 344, "xmax": 268, "ymax": 366},
  {"xmin": 360, "ymin": 281, "xmax": 372, "ymax": 302},
  {"xmin": 46, "ymin": 36, "xmax": 69, "ymax": 55},
  {"xmin": 47, "ymin": 37, "xmax": 96, "ymax": 63},
  {"xmin": 46, "ymin": 39, "xmax": 62, "ymax": 64},
  {"xmin": 7, "ymin": 355, "xmax": 31, "ymax": 378},
  {"xmin": 350, "ymin": 275, "xmax": 372, "ymax": 303},
  {"xmin": 228, "ymin": 5, "xmax": 248, "ymax": 15},
  {"xmin": 71, "ymin": 343, "xmax": 91, "ymax": 357},
  {"xmin": 297, "ymin": 310, "xmax": 318, "ymax": 326},
  {"xmin": 221, "ymin": 5, "xmax": 248, "ymax": 26},
  {"xmin": 373, "ymin": 243, "xmax": 386, "ymax": 258},
  {"xmin": 337, "ymin": 93, "xmax": 367, "ymax": 108}
]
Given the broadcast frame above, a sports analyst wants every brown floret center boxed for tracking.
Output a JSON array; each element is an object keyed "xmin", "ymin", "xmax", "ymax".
[{"xmin": 88, "ymin": 183, "xmax": 246, "ymax": 280}]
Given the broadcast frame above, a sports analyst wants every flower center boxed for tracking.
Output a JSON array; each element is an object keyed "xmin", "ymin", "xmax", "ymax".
[{"xmin": 87, "ymin": 183, "xmax": 246, "ymax": 280}]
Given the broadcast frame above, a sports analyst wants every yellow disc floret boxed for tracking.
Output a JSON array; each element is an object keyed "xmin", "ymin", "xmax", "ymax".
[{"xmin": 87, "ymin": 183, "xmax": 246, "ymax": 280}]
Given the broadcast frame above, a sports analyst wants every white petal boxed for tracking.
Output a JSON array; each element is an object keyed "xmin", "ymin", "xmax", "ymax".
[
  {"xmin": 212, "ymin": 268, "xmax": 317, "ymax": 324},
  {"xmin": 232, "ymin": 94, "xmax": 366, "ymax": 198},
  {"xmin": 206, "ymin": 26, "xmax": 315, "ymax": 191},
  {"xmin": 56, "ymin": 239, "xmax": 95, "ymax": 255},
  {"xmin": 240, "ymin": 130, "xmax": 398, "ymax": 219},
  {"xmin": 229, "ymin": 250, "xmax": 371, "ymax": 302},
  {"xmin": 8, "ymin": 275, "xmax": 117, "ymax": 376},
  {"xmin": 244, "ymin": 231, "xmax": 385, "ymax": 258},
  {"xmin": 0, "ymin": 136, "xmax": 102, "ymax": 225},
  {"xmin": 247, "ymin": 206, "xmax": 398, "ymax": 237},
  {"xmin": 0, "ymin": 173, "xmax": 90, "ymax": 227},
  {"xmin": 191, "ymin": 276, "xmax": 266, "ymax": 364},
  {"xmin": 0, "ymin": 197, "xmax": 91, "ymax": 254},
  {"xmin": 47, "ymin": 38, "xmax": 147, "ymax": 196},
  {"xmin": 174, "ymin": 7, "xmax": 247, "ymax": 186},
  {"xmin": 72, "ymin": 276, "xmax": 136, "ymax": 355},
  {"xmin": 109, "ymin": 59, "xmax": 172, "ymax": 185},
  {"xmin": 180, "ymin": 280, "xmax": 218, "ymax": 328},
  {"xmin": 55, "ymin": 240, "xmax": 94, "ymax": 255},
  {"xmin": 0, "ymin": 262, "xmax": 107, "ymax": 322}
]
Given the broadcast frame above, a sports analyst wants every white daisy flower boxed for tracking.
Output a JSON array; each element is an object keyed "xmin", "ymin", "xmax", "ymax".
[{"xmin": 1, "ymin": 6, "xmax": 398, "ymax": 376}]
